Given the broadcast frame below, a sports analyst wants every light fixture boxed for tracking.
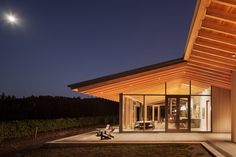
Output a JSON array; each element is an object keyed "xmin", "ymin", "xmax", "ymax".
[
  {"xmin": 180, "ymin": 106, "xmax": 187, "ymax": 111},
  {"xmin": 72, "ymin": 89, "xmax": 78, "ymax": 92},
  {"xmin": 232, "ymin": 53, "xmax": 236, "ymax": 58}
]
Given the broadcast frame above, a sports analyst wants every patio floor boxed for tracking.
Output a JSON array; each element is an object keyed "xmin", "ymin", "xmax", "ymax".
[{"xmin": 46, "ymin": 129, "xmax": 236, "ymax": 157}]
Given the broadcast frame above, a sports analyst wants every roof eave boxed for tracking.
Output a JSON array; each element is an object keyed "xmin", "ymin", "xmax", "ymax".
[{"xmin": 68, "ymin": 57, "xmax": 185, "ymax": 90}]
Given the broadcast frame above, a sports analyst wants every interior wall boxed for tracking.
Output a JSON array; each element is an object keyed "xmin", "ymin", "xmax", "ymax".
[{"xmin": 212, "ymin": 86, "xmax": 231, "ymax": 133}]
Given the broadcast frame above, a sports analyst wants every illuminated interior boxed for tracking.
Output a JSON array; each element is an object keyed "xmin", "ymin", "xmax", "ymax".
[
  {"xmin": 122, "ymin": 80, "xmax": 211, "ymax": 132},
  {"xmin": 68, "ymin": 0, "xmax": 236, "ymax": 134}
]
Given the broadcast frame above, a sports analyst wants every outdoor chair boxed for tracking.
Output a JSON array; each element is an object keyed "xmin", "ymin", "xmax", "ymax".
[
  {"xmin": 100, "ymin": 127, "xmax": 115, "ymax": 140},
  {"xmin": 96, "ymin": 124, "xmax": 115, "ymax": 140},
  {"xmin": 96, "ymin": 124, "xmax": 110, "ymax": 136}
]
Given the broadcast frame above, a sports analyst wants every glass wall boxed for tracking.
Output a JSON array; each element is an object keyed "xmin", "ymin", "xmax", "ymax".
[
  {"xmin": 121, "ymin": 80, "xmax": 211, "ymax": 132},
  {"xmin": 122, "ymin": 95, "xmax": 143, "ymax": 131},
  {"xmin": 166, "ymin": 80, "xmax": 190, "ymax": 95},
  {"xmin": 191, "ymin": 81, "xmax": 211, "ymax": 132},
  {"xmin": 122, "ymin": 95, "xmax": 165, "ymax": 131},
  {"xmin": 145, "ymin": 96, "xmax": 165, "ymax": 131}
]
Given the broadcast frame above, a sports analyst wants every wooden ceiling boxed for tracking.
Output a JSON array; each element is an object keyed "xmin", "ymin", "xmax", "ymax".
[
  {"xmin": 69, "ymin": 0, "xmax": 235, "ymax": 102},
  {"xmin": 184, "ymin": 0, "xmax": 236, "ymax": 89},
  {"xmin": 70, "ymin": 60, "xmax": 214, "ymax": 102}
]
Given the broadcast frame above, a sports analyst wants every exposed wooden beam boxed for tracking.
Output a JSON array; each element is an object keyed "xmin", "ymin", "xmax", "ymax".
[
  {"xmin": 77, "ymin": 66, "xmax": 185, "ymax": 92},
  {"xmin": 195, "ymin": 37, "xmax": 236, "ymax": 54},
  {"xmin": 187, "ymin": 64, "xmax": 231, "ymax": 78},
  {"xmin": 187, "ymin": 61, "xmax": 231, "ymax": 75},
  {"xmin": 206, "ymin": 7, "xmax": 236, "ymax": 24},
  {"xmin": 189, "ymin": 55, "xmax": 236, "ymax": 71},
  {"xmin": 213, "ymin": 0, "xmax": 236, "ymax": 7},
  {"xmin": 186, "ymin": 69, "xmax": 230, "ymax": 83},
  {"xmin": 183, "ymin": 76, "xmax": 230, "ymax": 90},
  {"xmin": 187, "ymin": 67, "xmax": 231, "ymax": 81},
  {"xmin": 193, "ymin": 45, "xmax": 236, "ymax": 61},
  {"xmin": 190, "ymin": 54, "xmax": 236, "ymax": 70},
  {"xmin": 199, "ymin": 29, "xmax": 236, "ymax": 46},
  {"xmin": 87, "ymin": 72, "xmax": 185, "ymax": 94},
  {"xmin": 191, "ymin": 50, "xmax": 236, "ymax": 67},
  {"xmin": 184, "ymin": 0, "xmax": 211, "ymax": 60},
  {"xmin": 76, "ymin": 62, "xmax": 187, "ymax": 92},
  {"xmin": 80, "ymin": 67, "xmax": 186, "ymax": 93},
  {"xmin": 202, "ymin": 19, "xmax": 236, "ymax": 37},
  {"xmin": 186, "ymin": 70, "xmax": 230, "ymax": 83},
  {"xmin": 184, "ymin": 75, "xmax": 230, "ymax": 87}
]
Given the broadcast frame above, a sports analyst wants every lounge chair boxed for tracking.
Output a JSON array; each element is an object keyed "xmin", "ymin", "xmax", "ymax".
[
  {"xmin": 96, "ymin": 124, "xmax": 115, "ymax": 140},
  {"xmin": 96, "ymin": 124, "xmax": 110, "ymax": 136},
  {"xmin": 100, "ymin": 127, "xmax": 115, "ymax": 140}
]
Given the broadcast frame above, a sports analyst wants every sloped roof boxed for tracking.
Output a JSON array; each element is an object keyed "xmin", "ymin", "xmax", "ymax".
[
  {"xmin": 69, "ymin": 0, "xmax": 235, "ymax": 101},
  {"xmin": 184, "ymin": 0, "xmax": 236, "ymax": 85}
]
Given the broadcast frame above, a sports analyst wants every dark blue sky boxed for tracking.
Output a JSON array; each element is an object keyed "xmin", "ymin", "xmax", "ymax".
[{"xmin": 0, "ymin": 0, "xmax": 196, "ymax": 97}]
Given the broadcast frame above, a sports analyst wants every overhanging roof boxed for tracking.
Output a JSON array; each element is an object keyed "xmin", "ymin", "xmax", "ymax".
[
  {"xmin": 68, "ymin": 0, "xmax": 235, "ymax": 101},
  {"xmin": 69, "ymin": 58, "xmax": 184, "ymax": 89},
  {"xmin": 69, "ymin": 58, "xmax": 189, "ymax": 101},
  {"xmin": 184, "ymin": 0, "xmax": 236, "ymax": 82}
]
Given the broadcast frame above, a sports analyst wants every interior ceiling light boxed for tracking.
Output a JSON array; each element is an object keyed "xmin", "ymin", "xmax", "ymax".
[{"xmin": 232, "ymin": 53, "xmax": 236, "ymax": 58}]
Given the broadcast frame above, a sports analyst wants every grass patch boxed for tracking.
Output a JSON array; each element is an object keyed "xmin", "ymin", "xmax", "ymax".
[{"xmin": 9, "ymin": 144, "xmax": 213, "ymax": 157}]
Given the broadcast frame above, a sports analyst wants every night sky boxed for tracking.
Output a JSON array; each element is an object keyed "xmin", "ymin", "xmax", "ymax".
[{"xmin": 0, "ymin": 0, "xmax": 196, "ymax": 97}]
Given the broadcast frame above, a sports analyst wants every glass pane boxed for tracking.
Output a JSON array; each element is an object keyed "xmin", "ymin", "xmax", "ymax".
[
  {"xmin": 167, "ymin": 98, "xmax": 177, "ymax": 129},
  {"xmin": 145, "ymin": 96, "xmax": 165, "ymax": 131},
  {"xmin": 191, "ymin": 81, "xmax": 211, "ymax": 95},
  {"xmin": 122, "ymin": 95, "xmax": 144, "ymax": 131},
  {"xmin": 167, "ymin": 80, "xmax": 190, "ymax": 95},
  {"xmin": 126, "ymin": 83, "xmax": 165, "ymax": 94},
  {"xmin": 179, "ymin": 98, "xmax": 189, "ymax": 130},
  {"xmin": 191, "ymin": 96, "xmax": 211, "ymax": 131}
]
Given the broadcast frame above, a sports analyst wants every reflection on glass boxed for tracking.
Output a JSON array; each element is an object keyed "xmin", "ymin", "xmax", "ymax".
[
  {"xmin": 167, "ymin": 98, "xmax": 177, "ymax": 129},
  {"xmin": 179, "ymin": 98, "xmax": 188, "ymax": 129},
  {"xmin": 122, "ymin": 95, "xmax": 143, "ymax": 131},
  {"xmin": 145, "ymin": 96, "xmax": 165, "ymax": 131},
  {"xmin": 121, "ymin": 79, "xmax": 212, "ymax": 132},
  {"xmin": 191, "ymin": 81, "xmax": 211, "ymax": 95},
  {"xmin": 191, "ymin": 96, "xmax": 211, "ymax": 131},
  {"xmin": 166, "ymin": 80, "xmax": 190, "ymax": 95}
]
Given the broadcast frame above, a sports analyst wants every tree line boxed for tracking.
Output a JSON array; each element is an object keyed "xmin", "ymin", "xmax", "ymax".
[{"xmin": 0, "ymin": 93, "xmax": 119, "ymax": 121}]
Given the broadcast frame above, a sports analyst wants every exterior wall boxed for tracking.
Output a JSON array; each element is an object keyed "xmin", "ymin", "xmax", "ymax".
[
  {"xmin": 212, "ymin": 86, "xmax": 231, "ymax": 133},
  {"xmin": 231, "ymin": 71, "xmax": 236, "ymax": 142}
]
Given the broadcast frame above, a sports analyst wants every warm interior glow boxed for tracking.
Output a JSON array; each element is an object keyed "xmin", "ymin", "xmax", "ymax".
[{"xmin": 72, "ymin": 88, "xmax": 78, "ymax": 92}]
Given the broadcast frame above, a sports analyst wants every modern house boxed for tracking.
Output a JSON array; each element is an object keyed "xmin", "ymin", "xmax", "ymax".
[{"xmin": 68, "ymin": 0, "xmax": 236, "ymax": 142}]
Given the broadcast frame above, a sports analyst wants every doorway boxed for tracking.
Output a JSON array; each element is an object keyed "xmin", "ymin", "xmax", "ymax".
[{"xmin": 165, "ymin": 95, "xmax": 190, "ymax": 132}]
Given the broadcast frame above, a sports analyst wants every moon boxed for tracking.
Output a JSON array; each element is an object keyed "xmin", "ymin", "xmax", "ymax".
[{"xmin": 4, "ymin": 13, "xmax": 19, "ymax": 24}]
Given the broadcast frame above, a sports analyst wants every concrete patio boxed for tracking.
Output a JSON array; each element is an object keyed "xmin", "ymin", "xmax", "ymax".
[{"xmin": 46, "ymin": 129, "xmax": 236, "ymax": 157}]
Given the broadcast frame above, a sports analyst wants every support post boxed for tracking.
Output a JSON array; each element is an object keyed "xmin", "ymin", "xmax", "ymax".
[
  {"xmin": 152, "ymin": 105, "xmax": 155, "ymax": 121},
  {"xmin": 158, "ymin": 105, "xmax": 161, "ymax": 122},
  {"xmin": 119, "ymin": 93, "xmax": 123, "ymax": 133},
  {"xmin": 232, "ymin": 71, "xmax": 236, "ymax": 142}
]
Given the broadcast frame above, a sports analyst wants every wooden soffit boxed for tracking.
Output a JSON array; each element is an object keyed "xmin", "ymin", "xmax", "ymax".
[
  {"xmin": 68, "ymin": 0, "xmax": 235, "ymax": 101},
  {"xmin": 184, "ymin": 0, "xmax": 236, "ymax": 84}
]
